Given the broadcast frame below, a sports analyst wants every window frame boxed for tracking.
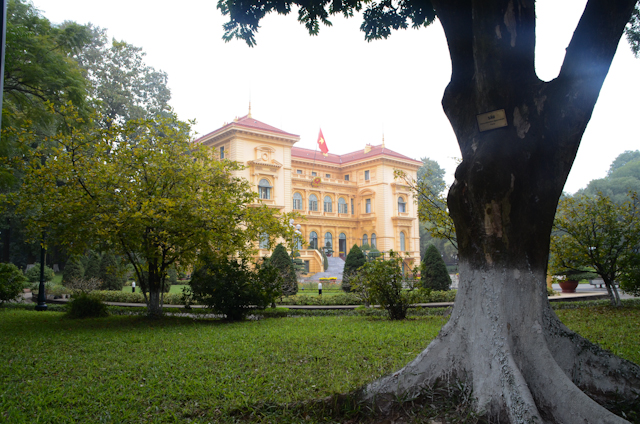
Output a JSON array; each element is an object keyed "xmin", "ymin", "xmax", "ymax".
[
  {"xmin": 324, "ymin": 196, "xmax": 333, "ymax": 213},
  {"xmin": 293, "ymin": 192, "xmax": 303, "ymax": 210},
  {"xmin": 258, "ymin": 179, "xmax": 272, "ymax": 200},
  {"xmin": 309, "ymin": 194, "xmax": 318, "ymax": 212}
]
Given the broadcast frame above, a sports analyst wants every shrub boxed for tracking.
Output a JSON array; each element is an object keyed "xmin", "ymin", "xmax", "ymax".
[
  {"xmin": 342, "ymin": 244, "xmax": 366, "ymax": 293},
  {"xmin": 186, "ymin": 254, "xmax": 281, "ymax": 321},
  {"xmin": 0, "ymin": 263, "xmax": 27, "ymax": 305},
  {"xmin": 63, "ymin": 256, "xmax": 85, "ymax": 286},
  {"xmin": 66, "ymin": 292, "xmax": 109, "ymax": 318},
  {"xmin": 421, "ymin": 244, "xmax": 451, "ymax": 291},
  {"xmin": 268, "ymin": 244, "xmax": 298, "ymax": 296},
  {"xmin": 351, "ymin": 251, "xmax": 411, "ymax": 320},
  {"xmin": 66, "ymin": 277, "xmax": 101, "ymax": 293},
  {"xmin": 24, "ymin": 263, "xmax": 55, "ymax": 284},
  {"xmin": 84, "ymin": 251, "xmax": 102, "ymax": 280},
  {"xmin": 167, "ymin": 267, "xmax": 178, "ymax": 285},
  {"xmin": 278, "ymin": 292, "xmax": 361, "ymax": 306},
  {"xmin": 99, "ymin": 252, "xmax": 127, "ymax": 291}
]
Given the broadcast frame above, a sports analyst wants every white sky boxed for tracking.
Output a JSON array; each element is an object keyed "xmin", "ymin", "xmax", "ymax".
[{"xmin": 34, "ymin": 0, "xmax": 640, "ymax": 194}]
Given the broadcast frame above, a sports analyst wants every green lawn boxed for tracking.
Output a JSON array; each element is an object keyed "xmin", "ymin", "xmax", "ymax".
[{"xmin": 0, "ymin": 302, "xmax": 638, "ymax": 423}]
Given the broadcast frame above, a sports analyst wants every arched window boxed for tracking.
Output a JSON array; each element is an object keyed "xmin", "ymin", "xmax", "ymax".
[
  {"xmin": 338, "ymin": 197, "xmax": 348, "ymax": 214},
  {"xmin": 400, "ymin": 232, "xmax": 406, "ymax": 251},
  {"xmin": 258, "ymin": 179, "xmax": 272, "ymax": 200},
  {"xmin": 398, "ymin": 196, "xmax": 406, "ymax": 213},
  {"xmin": 362, "ymin": 234, "xmax": 368, "ymax": 246},
  {"xmin": 309, "ymin": 194, "xmax": 318, "ymax": 211},
  {"xmin": 293, "ymin": 192, "xmax": 303, "ymax": 210},
  {"xmin": 309, "ymin": 231, "xmax": 318, "ymax": 249},
  {"xmin": 324, "ymin": 196, "xmax": 333, "ymax": 213},
  {"xmin": 324, "ymin": 232, "xmax": 333, "ymax": 249},
  {"xmin": 371, "ymin": 233, "xmax": 377, "ymax": 248}
]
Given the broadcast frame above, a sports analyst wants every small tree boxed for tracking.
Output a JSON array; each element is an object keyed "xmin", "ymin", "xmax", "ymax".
[
  {"xmin": 342, "ymin": 244, "xmax": 366, "ymax": 293},
  {"xmin": 99, "ymin": 251, "xmax": 126, "ymax": 291},
  {"xmin": 0, "ymin": 263, "xmax": 27, "ymax": 305},
  {"xmin": 351, "ymin": 251, "xmax": 411, "ymax": 320},
  {"xmin": 268, "ymin": 243, "xmax": 298, "ymax": 296},
  {"xmin": 421, "ymin": 244, "xmax": 451, "ymax": 291},
  {"xmin": 550, "ymin": 192, "xmax": 640, "ymax": 307},
  {"xmin": 186, "ymin": 253, "xmax": 281, "ymax": 321},
  {"xmin": 83, "ymin": 251, "xmax": 102, "ymax": 281},
  {"xmin": 63, "ymin": 256, "xmax": 85, "ymax": 286},
  {"xmin": 24, "ymin": 263, "xmax": 55, "ymax": 284}
]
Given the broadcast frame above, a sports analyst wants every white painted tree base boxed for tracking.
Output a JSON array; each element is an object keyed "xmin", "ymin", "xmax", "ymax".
[{"xmin": 362, "ymin": 264, "xmax": 640, "ymax": 423}]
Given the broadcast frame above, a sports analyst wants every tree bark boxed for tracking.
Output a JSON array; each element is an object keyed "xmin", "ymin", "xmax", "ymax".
[{"xmin": 364, "ymin": 0, "xmax": 640, "ymax": 421}]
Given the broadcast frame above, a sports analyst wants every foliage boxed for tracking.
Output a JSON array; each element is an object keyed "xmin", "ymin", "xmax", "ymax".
[
  {"xmin": 83, "ymin": 250, "xmax": 102, "ymax": 281},
  {"xmin": 66, "ymin": 292, "xmax": 109, "ymax": 319},
  {"xmin": 395, "ymin": 168, "xmax": 457, "ymax": 249},
  {"xmin": 217, "ymin": 0, "xmax": 436, "ymax": 46},
  {"xmin": 351, "ymin": 251, "xmax": 415, "ymax": 320},
  {"xmin": 83, "ymin": 290, "xmax": 183, "ymax": 305},
  {"xmin": 70, "ymin": 25, "xmax": 172, "ymax": 128},
  {"xmin": 17, "ymin": 113, "xmax": 293, "ymax": 317},
  {"xmin": 24, "ymin": 262, "xmax": 55, "ymax": 284},
  {"xmin": 2, "ymin": 0, "xmax": 89, "ymax": 134},
  {"xmin": 64, "ymin": 277, "xmax": 101, "ymax": 294},
  {"xmin": 268, "ymin": 243, "xmax": 298, "ymax": 296},
  {"xmin": 0, "ymin": 262, "xmax": 27, "ymax": 305},
  {"xmin": 167, "ymin": 267, "xmax": 178, "ymax": 286},
  {"xmin": 342, "ymin": 244, "xmax": 366, "ymax": 293},
  {"xmin": 579, "ymin": 150, "xmax": 640, "ymax": 204},
  {"xmin": 421, "ymin": 244, "xmax": 452, "ymax": 291},
  {"xmin": 550, "ymin": 192, "xmax": 640, "ymax": 307},
  {"xmin": 626, "ymin": 4, "xmax": 640, "ymax": 57},
  {"xmin": 62, "ymin": 256, "xmax": 85, "ymax": 286},
  {"xmin": 278, "ymin": 292, "xmax": 362, "ymax": 306},
  {"xmin": 99, "ymin": 251, "xmax": 127, "ymax": 291},
  {"xmin": 185, "ymin": 254, "xmax": 281, "ymax": 321}
]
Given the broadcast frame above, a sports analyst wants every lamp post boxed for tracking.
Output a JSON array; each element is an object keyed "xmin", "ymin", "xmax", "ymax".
[{"xmin": 35, "ymin": 231, "xmax": 47, "ymax": 311}]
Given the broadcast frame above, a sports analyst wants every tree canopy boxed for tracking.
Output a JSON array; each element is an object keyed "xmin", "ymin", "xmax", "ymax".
[
  {"xmin": 17, "ymin": 113, "xmax": 293, "ymax": 316},
  {"xmin": 579, "ymin": 150, "xmax": 640, "ymax": 203},
  {"xmin": 550, "ymin": 192, "xmax": 640, "ymax": 307}
]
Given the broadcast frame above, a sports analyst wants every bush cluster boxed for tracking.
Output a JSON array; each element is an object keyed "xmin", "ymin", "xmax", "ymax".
[
  {"xmin": 342, "ymin": 244, "xmax": 366, "ymax": 293},
  {"xmin": 278, "ymin": 292, "xmax": 361, "ymax": 306},
  {"xmin": 24, "ymin": 263, "xmax": 55, "ymax": 284},
  {"xmin": 0, "ymin": 263, "xmax": 27, "ymax": 305},
  {"xmin": 66, "ymin": 293, "xmax": 109, "ymax": 319},
  {"xmin": 185, "ymin": 254, "xmax": 281, "ymax": 321},
  {"xmin": 85, "ymin": 290, "xmax": 183, "ymax": 305},
  {"xmin": 267, "ymin": 244, "xmax": 298, "ymax": 296}
]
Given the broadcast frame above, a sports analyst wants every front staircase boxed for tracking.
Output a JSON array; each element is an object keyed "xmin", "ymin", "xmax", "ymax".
[{"xmin": 305, "ymin": 256, "xmax": 345, "ymax": 281}]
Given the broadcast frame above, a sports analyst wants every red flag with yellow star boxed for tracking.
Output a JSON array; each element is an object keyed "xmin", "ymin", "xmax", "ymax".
[{"xmin": 317, "ymin": 129, "xmax": 329, "ymax": 156}]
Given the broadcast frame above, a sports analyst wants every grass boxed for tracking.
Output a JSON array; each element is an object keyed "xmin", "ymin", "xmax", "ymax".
[
  {"xmin": 1, "ymin": 301, "xmax": 638, "ymax": 423},
  {"xmin": 0, "ymin": 310, "xmax": 445, "ymax": 423}
]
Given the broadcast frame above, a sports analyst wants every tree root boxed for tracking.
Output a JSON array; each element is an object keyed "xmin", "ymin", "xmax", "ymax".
[{"xmin": 360, "ymin": 269, "xmax": 640, "ymax": 423}]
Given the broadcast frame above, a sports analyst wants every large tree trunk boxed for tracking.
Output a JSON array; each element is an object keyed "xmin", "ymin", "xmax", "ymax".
[{"xmin": 364, "ymin": 0, "xmax": 640, "ymax": 421}]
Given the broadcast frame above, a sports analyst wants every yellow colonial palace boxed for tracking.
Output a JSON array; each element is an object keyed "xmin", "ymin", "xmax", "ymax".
[{"xmin": 194, "ymin": 112, "xmax": 421, "ymax": 275}]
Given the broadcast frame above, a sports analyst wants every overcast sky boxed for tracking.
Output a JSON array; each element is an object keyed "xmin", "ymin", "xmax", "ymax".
[{"xmin": 34, "ymin": 0, "xmax": 640, "ymax": 193}]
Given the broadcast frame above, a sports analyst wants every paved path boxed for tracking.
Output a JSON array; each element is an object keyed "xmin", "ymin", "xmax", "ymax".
[{"xmin": 38, "ymin": 290, "xmax": 612, "ymax": 310}]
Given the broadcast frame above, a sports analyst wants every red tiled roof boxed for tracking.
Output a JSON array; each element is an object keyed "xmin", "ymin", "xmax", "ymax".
[
  {"xmin": 291, "ymin": 144, "xmax": 422, "ymax": 166},
  {"xmin": 194, "ymin": 114, "xmax": 298, "ymax": 144}
]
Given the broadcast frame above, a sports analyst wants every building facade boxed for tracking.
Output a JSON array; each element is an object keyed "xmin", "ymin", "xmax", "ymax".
[{"xmin": 194, "ymin": 113, "xmax": 421, "ymax": 275}]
